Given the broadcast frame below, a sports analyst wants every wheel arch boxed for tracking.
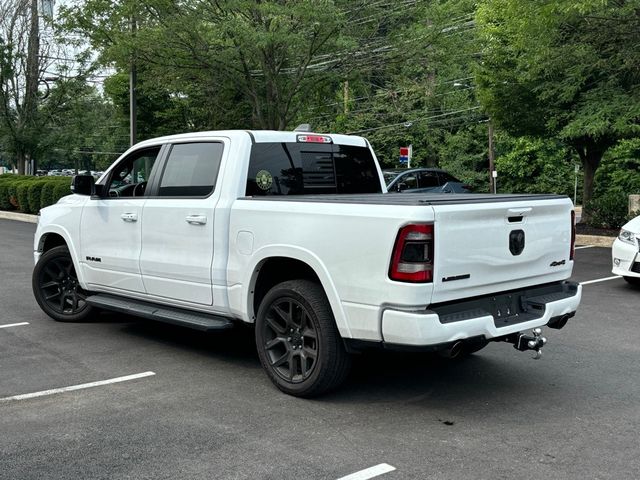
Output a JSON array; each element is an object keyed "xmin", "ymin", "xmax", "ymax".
[
  {"xmin": 245, "ymin": 248, "xmax": 352, "ymax": 339},
  {"xmin": 35, "ymin": 227, "xmax": 86, "ymax": 285},
  {"xmin": 38, "ymin": 232, "xmax": 67, "ymax": 254}
]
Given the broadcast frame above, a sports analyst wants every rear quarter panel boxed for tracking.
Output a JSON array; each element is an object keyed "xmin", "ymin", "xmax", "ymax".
[{"xmin": 227, "ymin": 199, "xmax": 436, "ymax": 337}]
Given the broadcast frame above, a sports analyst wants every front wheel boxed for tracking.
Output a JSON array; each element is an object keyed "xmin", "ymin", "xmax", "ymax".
[
  {"xmin": 255, "ymin": 280, "xmax": 351, "ymax": 397},
  {"xmin": 32, "ymin": 245, "xmax": 94, "ymax": 322},
  {"xmin": 623, "ymin": 276, "xmax": 640, "ymax": 287}
]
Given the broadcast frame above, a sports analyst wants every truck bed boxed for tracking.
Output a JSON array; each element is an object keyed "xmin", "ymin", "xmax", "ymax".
[{"xmin": 240, "ymin": 193, "xmax": 567, "ymax": 205}]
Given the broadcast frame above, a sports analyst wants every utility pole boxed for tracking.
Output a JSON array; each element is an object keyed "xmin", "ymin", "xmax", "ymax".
[
  {"xmin": 129, "ymin": 17, "xmax": 137, "ymax": 147},
  {"xmin": 488, "ymin": 119, "xmax": 496, "ymax": 193},
  {"xmin": 23, "ymin": 0, "xmax": 40, "ymax": 174},
  {"xmin": 343, "ymin": 80, "xmax": 349, "ymax": 115}
]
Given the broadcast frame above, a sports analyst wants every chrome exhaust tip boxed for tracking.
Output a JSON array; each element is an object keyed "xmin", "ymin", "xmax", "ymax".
[{"xmin": 439, "ymin": 340, "xmax": 464, "ymax": 359}]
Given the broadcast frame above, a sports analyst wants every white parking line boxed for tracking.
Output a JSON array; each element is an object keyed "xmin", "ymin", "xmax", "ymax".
[
  {"xmin": 581, "ymin": 275, "xmax": 621, "ymax": 286},
  {"xmin": 337, "ymin": 464, "xmax": 396, "ymax": 480},
  {"xmin": 575, "ymin": 245, "xmax": 596, "ymax": 250},
  {"xmin": 0, "ymin": 371, "xmax": 156, "ymax": 402},
  {"xmin": 0, "ymin": 322, "xmax": 29, "ymax": 329}
]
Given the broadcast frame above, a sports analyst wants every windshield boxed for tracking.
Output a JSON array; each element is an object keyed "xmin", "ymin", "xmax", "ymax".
[{"xmin": 246, "ymin": 142, "xmax": 382, "ymax": 196}]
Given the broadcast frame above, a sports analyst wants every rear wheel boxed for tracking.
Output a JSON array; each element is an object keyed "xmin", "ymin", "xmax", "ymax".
[
  {"xmin": 32, "ymin": 246, "xmax": 93, "ymax": 322},
  {"xmin": 623, "ymin": 276, "xmax": 640, "ymax": 287},
  {"xmin": 255, "ymin": 280, "xmax": 351, "ymax": 397}
]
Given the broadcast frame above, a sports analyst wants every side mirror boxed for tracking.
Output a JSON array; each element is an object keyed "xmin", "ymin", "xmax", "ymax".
[
  {"xmin": 397, "ymin": 182, "xmax": 408, "ymax": 192},
  {"xmin": 70, "ymin": 175, "xmax": 95, "ymax": 196}
]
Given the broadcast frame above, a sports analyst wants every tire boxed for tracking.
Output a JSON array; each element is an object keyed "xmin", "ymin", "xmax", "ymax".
[
  {"xmin": 255, "ymin": 280, "xmax": 351, "ymax": 397},
  {"xmin": 623, "ymin": 276, "xmax": 640, "ymax": 287},
  {"xmin": 32, "ymin": 245, "xmax": 94, "ymax": 322}
]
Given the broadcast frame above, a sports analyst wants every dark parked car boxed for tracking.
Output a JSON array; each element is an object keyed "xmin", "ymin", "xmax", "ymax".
[{"xmin": 383, "ymin": 168, "xmax": 472, "ymax": 194}]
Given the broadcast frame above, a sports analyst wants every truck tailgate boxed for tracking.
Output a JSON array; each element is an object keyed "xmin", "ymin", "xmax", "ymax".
[{"xmin": 431, "ymin": 198, "xmax": 574, "ymax": 304}]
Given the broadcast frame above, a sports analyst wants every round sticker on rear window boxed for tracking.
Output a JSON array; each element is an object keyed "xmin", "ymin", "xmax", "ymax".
[{"xmin": 256, "ymin": 170, "xmax": 273, "ymax": 191}]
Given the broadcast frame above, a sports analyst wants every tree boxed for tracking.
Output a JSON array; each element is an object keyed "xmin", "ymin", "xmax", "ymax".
[
  {"xmin": 0, "ymin": 0, "xmax": 42, "ymax": 174},
  {"xmin": 306, "ymin": 0, "xmax": 484, "ymax": 162},
  {"xmin": 476, "ymin": 0, "xmax": 640, "ymax": 222},
  {"xmin": 0, "ymin": 0, "xmax": 91, "ymax": 174},
  {"xmin": 61, "ymin": 0, "xmax": 388, "ymax": 131},
  {"xmin": 38, "ymin": 79, "xmax": 129, "ymax": 171}
]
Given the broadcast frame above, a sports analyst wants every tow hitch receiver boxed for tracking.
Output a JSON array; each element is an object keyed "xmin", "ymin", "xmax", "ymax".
[{"xmin": 504, "ymin": 328, "xmax": 547, "ymax": 360}]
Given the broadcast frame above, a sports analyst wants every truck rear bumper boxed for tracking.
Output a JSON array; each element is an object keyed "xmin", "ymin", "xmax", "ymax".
[{"xmin": 381, "ymin": 281, "xmax": 581, "ymax": 347}]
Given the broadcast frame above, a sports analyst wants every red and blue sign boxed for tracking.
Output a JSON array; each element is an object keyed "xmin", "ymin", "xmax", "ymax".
[{"xmin": 399, "ymin": 147, "xmax": 410, "ymax": 164}]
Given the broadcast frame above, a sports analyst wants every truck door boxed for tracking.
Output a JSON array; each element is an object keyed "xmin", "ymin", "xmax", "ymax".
[
  {"xmin": 139, "ymin": 141, "xmax": 225, "ymax": 305},
  {"xmin": 79, "ymin": 146, "xmax": 162, "ymax": 293}
]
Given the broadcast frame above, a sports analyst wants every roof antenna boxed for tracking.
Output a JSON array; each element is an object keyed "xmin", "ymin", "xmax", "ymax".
[{"xmin": 294, "ymin": 124, "xmax": 312, "ymax": 132}]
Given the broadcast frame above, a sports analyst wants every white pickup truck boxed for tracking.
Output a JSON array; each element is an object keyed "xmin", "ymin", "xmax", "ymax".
[{"xmin": 32, "ymin": 130, "xmax": 581, "ymax": 396}]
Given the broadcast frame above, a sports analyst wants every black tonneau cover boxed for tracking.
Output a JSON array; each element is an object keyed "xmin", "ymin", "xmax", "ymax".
[{"xmin": 239, "ymin": 193, "xmax": 567, "ymax": 206}]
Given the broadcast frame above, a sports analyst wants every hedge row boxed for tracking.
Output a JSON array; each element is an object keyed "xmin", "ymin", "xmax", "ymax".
[{"xmin": 0, "ymin": 174, "xmax": 73, "ymax": 214}]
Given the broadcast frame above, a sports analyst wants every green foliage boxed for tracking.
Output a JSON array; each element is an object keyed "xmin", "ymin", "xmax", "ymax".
[
  {"xmin": 39, "ymin": 181, "xmax": 57, "ymax": 209},
  {"xmin": 0, "ymin": 0, "xmax": 633, "ymax": 228},
  {"xmin": 27, "ymin": 182, "xmax": 46, "ymax": 214},
  {"xmin": 437, "ymin": 125, "xmax": 491, "ymax": 193},
  {"xmin": 38, "ymin": 81, "xmax": 128, "ymax": 170},
  {"xmin": 0, "ymin": 183, "xmax": 11, "ymax": 210},
  {"xmin": 476, "ymin": 0, "xmax": 640, "ymax": 220},
  {"xmin": 593, "ymin": 139, "xmax": 640, "ymax": 199},
  {"xmin": 587, "ymin": 190, "xmax": 631, "ymax": 230},
  {"xmin": 0, "ymin": 176, "xmax": 73, "ymax": 213},
  {"xmin": 15, "ymin": 182, "xmax": 30, "ymax": 213},
  {"xmin": 586, "ymin": 138, "xmax": 640, "ymax": 228},
  {"xmin": 495, "ymin": 136, "xmax": 580, "ymax": 197},
  {"xmin": 52, "ymin": 181, "xmax": 71, "ymax": 204},
  {"xmin": 61, "ymin": 0, "xmax": 380, "ymax": 130}
]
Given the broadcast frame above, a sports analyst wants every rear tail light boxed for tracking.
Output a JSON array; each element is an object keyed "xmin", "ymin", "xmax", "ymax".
[
  {"xmin": 570, "ymin": 210, "xmax": 576, "ymax": 260},
  {"xmin": 389, "ymin": 224, "xmax": 434, "ymax": 283}
]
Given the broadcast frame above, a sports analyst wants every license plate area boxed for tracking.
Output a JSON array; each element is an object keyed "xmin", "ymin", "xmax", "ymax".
[{"xmin": 431, "ymin": 281, "xmax": 578, "ymax": 328}]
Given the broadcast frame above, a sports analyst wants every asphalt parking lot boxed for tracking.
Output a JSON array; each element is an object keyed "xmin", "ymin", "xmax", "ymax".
[{"xmin": 1, "ymin": 218, "xmax": 639, "ymax": 480}]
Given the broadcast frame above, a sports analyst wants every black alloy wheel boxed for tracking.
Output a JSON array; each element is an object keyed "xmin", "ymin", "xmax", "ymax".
[
  {"xmin": 256, "ymin": 280, "xmax": 351, "ymax": 397},
  {"xmin": 32, "ymin": 246, "xmax": 93, "ymax": 322},
  {"xmin": 262, "ymin": 296, "xmax": 319, "ymax": 384}
]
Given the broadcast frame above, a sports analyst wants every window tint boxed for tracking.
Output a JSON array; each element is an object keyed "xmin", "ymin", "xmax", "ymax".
[
  {"xmin": 402, "ymin": 173, "xmax": 418, "ymax": 190},
  {"xmin": 418, "ymin": 171, "xmax": 440, "ymax": 188},
  {"xmin": 439, "ymin": 172, "xmax": 460, "ymax": 184},
  {"xmin": 107, "ymin": 147, "xmax": 161, "ymax": 198},
  {"xmin": 158, "ymin": 143, "xmax": 223, "ymax": 197},
  {"xmin": 246, "ymin": 142, "xmax": 381, "ymax": 196}
]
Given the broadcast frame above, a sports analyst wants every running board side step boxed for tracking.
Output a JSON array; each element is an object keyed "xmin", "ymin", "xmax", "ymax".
[{"xmin": 86, "ymin": 294, "xmax": 234, "ymax": 331}]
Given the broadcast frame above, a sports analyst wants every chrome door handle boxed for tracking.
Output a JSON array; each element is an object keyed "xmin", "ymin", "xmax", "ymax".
[
  {"xmin": 120, "ymin": 213, "xmax": 138, "ymax": 222},
  {"xmin": 185, "ymin": 215, "xmax": 207, "ymax": 225}
]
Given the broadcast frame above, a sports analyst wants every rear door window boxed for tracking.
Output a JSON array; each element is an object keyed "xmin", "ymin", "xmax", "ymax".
[
  {"xmin": 418, "ymin": 171, "xmax": 440, "ymax": 188},
  {"xmin": 246, "ymin": 142, "xmax": 381, "ymax": 196},
  {"xmin": 158, "ymin": 142, "xmax": 223, "ymax": 197}
]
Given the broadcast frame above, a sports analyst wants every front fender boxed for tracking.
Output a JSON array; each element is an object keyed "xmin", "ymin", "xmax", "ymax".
[{"xmin": 35, "ymin": 198, "xmax": 86, "ymax": 286}]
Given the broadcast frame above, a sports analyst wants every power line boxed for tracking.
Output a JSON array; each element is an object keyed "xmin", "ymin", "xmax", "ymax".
[
  {"xmin": 306, "ymin": 76, "xmax": 476, "ymax": 113},
  {"xmin": 346, "ymin": 105, "xmax": 481, "ymax": 134}
]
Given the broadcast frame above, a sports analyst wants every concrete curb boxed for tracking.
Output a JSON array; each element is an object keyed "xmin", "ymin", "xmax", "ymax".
[
  {"xmin": 576, "ymin": 234, "xmax": 615, "ymax": 248},
  {"xmin": 0, "ymin": 211, "xmax": 38, "ymax": 224}
]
